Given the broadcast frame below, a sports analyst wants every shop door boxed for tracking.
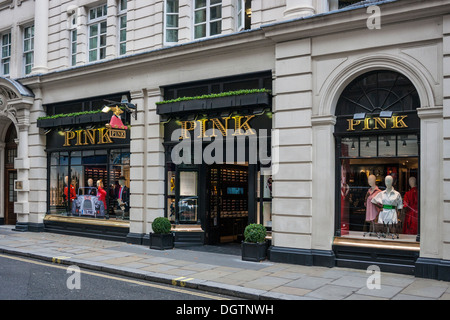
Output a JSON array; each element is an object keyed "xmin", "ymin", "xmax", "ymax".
[
  {"xmin": 206, "ymin": 164, "xmax": 250, "ymax": 244},
  {"xmin": 4, "ymin": 124, "xmax": 17, "ymax": 225},
  {"xmin": 5, "ymin": 169, "xmax": 17, "ymax": 225}
]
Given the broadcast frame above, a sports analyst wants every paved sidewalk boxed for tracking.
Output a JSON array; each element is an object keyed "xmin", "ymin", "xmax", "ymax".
[{"xmin": 0, "ymin": 225, "xmax": 449, "ymax": 300}]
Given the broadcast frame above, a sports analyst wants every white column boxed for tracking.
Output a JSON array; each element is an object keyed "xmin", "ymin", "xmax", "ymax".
[
  {"xmin": 0, "ymin": 141, "xmax": 4, "ymax": 222},
  {"xmin": 311, "ymin": 115, "xmax": 336, "ymax": 251},
  {"xmin": 32, "ymin": 0, "xmax": 49, "ymax": 74},
  {"xmin": 284, "ymin": 0, "xmax": 315, "ymax": 19},
  {"xmin": 418, "ymin": 107, "xmax": 443, "ymax": 260},
  {"xmin": 14, "ymin": 106, "xmax": 31, "ymax": 229}
]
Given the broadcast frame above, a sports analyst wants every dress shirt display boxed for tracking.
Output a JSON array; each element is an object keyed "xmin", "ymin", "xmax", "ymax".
[{"xmin": 371, "ymin": 176, "xmax": 403, "ymax": 224}]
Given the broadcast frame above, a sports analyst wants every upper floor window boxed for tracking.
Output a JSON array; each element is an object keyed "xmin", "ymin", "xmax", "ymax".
[
  {"xmin": 23, "ymin": 25, "xmax": 34, "ymax": 75},
  {"xmin": 338, "ymin": 0, "xmax": 362, "ymax": 9},
  {"xmin": 88, "ymin": 4, "xmax": 108, "ymax": 62},
  {"xmin": 118, "ymin": 0, "xmax": 127, "ymax": 55},
  {"xmin": 1, "ymin": 31, "xmax": 11, "ymax": 76},
  {"xmin": 70, "ymin": 15, "xmax": 77, "ymax": 66},
  {"xmin": 194, "ymin": 0, "xmax": 222, "ymax": 39},
  {"xmin": 237, "ymin": 0, "xmax": 251, "ymax": 31},
  {"xmin": 164, "ymin": 0, "xmax": 179, "ymax": 44}
]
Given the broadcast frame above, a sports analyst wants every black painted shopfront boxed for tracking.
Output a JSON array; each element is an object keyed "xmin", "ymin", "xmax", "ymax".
[
  {"xmin": 158, "ymin": 72, "xmax": 273, "ymax": 246},
  {"xmin": 38, "ymin": 93, "xmax": 132, "ymax": 241},
  {"xmin": 332, "ymin": 70, "xmax": 421, "ymax": 274}
]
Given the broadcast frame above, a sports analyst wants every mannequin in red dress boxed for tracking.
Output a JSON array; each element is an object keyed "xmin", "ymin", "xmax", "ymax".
[
  {"xmin": 64, "ymin": 176, "xmax": 77, "ymax": 202},
  {"xmin": 97, "ymin": 179, "xmax": 107, "ymax": 210},
  {"xmin": 403, "ymin": 177, "xmax": 418, "ymax": 234}
]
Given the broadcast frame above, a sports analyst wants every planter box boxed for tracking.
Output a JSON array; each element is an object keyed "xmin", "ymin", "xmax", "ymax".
[
  {"xmin": 76, "ymin": 114, "xmax": 93, "ymax": 124},
  {"xmin": 207, "ymin": 96, "xmax": 235, "ymax": 110},
  {"xmin": 37, "ymin": 118, "xmax": 58, "ymax": 128},
  {"xmin": 60, "ymin": 117, "xmax": 75, "ymax": 126},
  {"xmin": 234, "ymin": 92, "xmax": 270, "ymax": 107},
  {"xmin": 149, "ymin": 232, "xmax": 174, "ymax": 250},
  {"xmin": 241, "ymin": 241, "xmax": 268, "ymax": 262},
  {"xmin": 156, "ymin": 92, "xmax": 271, "ymax": 115},
  {"xmin": 181, "ymin": 99, "xmax": 206, "ymax": 112}
]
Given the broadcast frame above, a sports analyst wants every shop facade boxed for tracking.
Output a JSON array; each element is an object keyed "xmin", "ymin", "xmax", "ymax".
[
  {"xmin": 37, "ymin": 93, "xmax": 132, "ymax": 240},
  {"xmin": 1, "ymin": 0, "xmax": 449, "ymax": 280},
  {"xmin": 158, "ymin": 72, "xmax": 273, "ymax": 246}
]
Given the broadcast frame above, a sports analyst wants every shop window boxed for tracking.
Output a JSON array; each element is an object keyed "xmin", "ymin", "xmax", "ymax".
[
  {"xmin": 335, "ymin": 70, "xmax": 420, "ymax": 241},
  {"xmin": 48, "ymin": 149, "xmax": 130, "ymax": 220},
  {"xmin": 178, "ymin": 170, "xmax": 199, "ymax": 223},
  {"xmin": 257, "ymin": 169, "xmax": 272, "ymax": 229}
]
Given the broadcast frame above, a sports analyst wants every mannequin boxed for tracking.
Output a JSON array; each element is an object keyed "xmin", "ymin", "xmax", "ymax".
[
  {"xmin": 87, "ymin": 178, "xmax": 96, "ymax": 195},
  {"xmin": 64, "ymin": 176, "xmax": 76, "ymax": 202},
  {"xmin": 403, "ymin": 177, "xmax": 418, "ymax": 234},
  {"xmin": 371, "ymin": 175, "xmax": 403, "ymax": 225},
  {"xmin": 97, "ymin": 179, "xmax": 107, "ymax": 210},
  {"xmin": 364, "ymin": 175, "xmax": 382, "ymax": 222},
  {"xmin": 117, "ymin": 176, "xmax": 130, "ymax": 219}
]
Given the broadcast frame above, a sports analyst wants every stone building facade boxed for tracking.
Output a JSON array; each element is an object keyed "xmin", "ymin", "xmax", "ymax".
[{"xmin": 0, "ymin": 0, "xmax": 449, "ymax": 280}]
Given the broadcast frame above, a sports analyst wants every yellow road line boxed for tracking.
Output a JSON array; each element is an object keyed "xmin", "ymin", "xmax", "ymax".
[{"xmin": 0, "ymin": 253, "xmax": 230, "ymax": 300}]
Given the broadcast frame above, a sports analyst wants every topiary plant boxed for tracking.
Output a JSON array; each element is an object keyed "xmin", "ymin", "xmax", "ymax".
[
  {"xmin": 152, "ymin": 217, "xmax": 172, "ymax": 234},
  {"xmin": 244, "ymin": 224, "xmax": 267, "ymax": 243}
]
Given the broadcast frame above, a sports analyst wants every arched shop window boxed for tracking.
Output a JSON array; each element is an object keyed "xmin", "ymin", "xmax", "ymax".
[{"xmin": 334, "ymin": 70, "xmax": 420, "ymax": 242}]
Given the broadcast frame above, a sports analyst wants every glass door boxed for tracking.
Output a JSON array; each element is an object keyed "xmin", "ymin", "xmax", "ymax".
[{"xmin": 175, "ymin": 168, "xmax": 199, "ymax": 224}]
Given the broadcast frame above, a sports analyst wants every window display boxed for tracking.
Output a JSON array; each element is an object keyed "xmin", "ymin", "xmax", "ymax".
[
  {"xmin": 335, "ymin": 70, "xmax": 420, "ymax": 243},
  {"xmin": 339, "ymin": 157, "xmax": 418, "ymax": 241},
  {"xmin": 48, "ymin": 149, "xmax": 130, "ymax": 220}
]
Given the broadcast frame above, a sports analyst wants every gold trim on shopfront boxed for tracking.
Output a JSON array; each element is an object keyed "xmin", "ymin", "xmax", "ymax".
[
  {"xmin": 171, "ymin": 224, "xmax": 204, "ymax": 232},
  {"xmin": 44, "ymin": 215, "xmax": 130, "ymax": 228},
  {"xmin": 333, "ymin": 237, "xmax": 420, "ymax": 252}
]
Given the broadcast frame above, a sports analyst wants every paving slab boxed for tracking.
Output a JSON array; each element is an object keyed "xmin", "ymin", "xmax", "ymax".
[{"xmin": 1, "ymin": 226, "xmax": 450, "ymax": 300}]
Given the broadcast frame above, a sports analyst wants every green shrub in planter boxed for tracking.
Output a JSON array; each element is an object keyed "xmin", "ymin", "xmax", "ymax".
[
  {"xmin": 242, "ymin": 224, "xmax": 268, "ymax": 262},
  {"xmin": 244, "ymin": 223, "xmax": 267, "ymax": 243},
  {"xmin": 152, "ymin": 217, "xmax": 172, "ymax": 234},
  {"xmin": 150, "ymin": 217, "xmax": 173, "ymax": 250}
]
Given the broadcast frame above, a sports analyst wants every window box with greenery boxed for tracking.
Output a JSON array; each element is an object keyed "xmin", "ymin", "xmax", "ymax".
[
  {"xmin": 156, "ymin": 89, "xmax": 271, "ymax": 115},
  {"xmin": 149, "ymin": 217, "xmax": 174, "ymax": 250},
  {"xmin": 37, "ymin": 110, "xmax": 114, "ymax": 128},
  {"xmin": 241, "ymin": 224, "xmax": 268, "ymax": 262}
]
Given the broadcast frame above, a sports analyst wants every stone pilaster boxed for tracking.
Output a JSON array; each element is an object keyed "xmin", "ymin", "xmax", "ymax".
[{"xmin": 32, "ymin": 0, "xmax": 49, "ymax": 74}]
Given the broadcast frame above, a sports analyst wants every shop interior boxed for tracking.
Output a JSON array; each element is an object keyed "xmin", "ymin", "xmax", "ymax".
[
  {"xmin": 340, "ymin": 157, "xmax": 418, "ymax": 242},
  {"xmin": 48, "ymin": 149, "xmax": 130, "ymax": 220}
]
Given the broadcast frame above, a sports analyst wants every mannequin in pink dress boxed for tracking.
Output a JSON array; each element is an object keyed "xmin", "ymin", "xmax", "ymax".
[{"xmin": 364, "ymin": 175, "xmax": 381, "ymax": 236}]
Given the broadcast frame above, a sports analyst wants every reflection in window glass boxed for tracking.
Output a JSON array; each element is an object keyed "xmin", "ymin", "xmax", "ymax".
[
  {"xmin": 49, "ymin": 152, "xmax": 69, "ymax": 215},
  {"xmin": 360, "ymin": 136, "xmax": 377, "ymax": 158},
  {"xmin": 378, "ymin": 135, "xmax": 396, "ymax": 157},
  {"xmin": 47, "ymin": 149, "xmax": 130, "ymax": 220},
  {"xmin": 339, "ymin": 158, "xmax": 419, "ymax": 239},
  {"xmin": 341, "ymin": 137, "xmax": 359, "ymax": 158},
  {"xmin": 398, "ymin": 135, "xmax": 418, "ymax": 157},
  {"xmin": 178, "ymin": 171, "xmax": 198, "ymax": 222}
]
